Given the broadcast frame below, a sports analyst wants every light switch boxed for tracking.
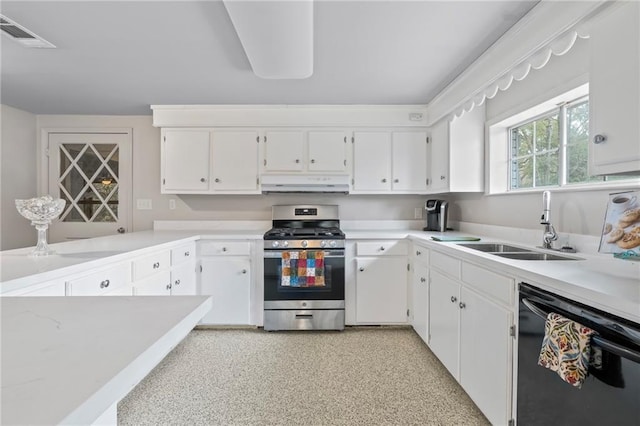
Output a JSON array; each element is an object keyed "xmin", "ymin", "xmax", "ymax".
[
  {"xmin": 137, "ymin": 199, "xmax": 152, "ymax": 210},
  {"xmin": 169, "ymin": 199, "xmax": 176, "ymax": 210}
]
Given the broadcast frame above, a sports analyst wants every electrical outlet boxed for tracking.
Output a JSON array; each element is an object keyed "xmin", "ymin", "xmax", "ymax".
[
  {"xmin": 414, "ymin": 207, "xmax": 422, "ymax": 219},
  {"xmin": 169, "ymin": 199, "xmax": 176, "ymax": 210},
  {"xmin": 136, "ymin": 199, "xmax": 152, "ymax": 210}
]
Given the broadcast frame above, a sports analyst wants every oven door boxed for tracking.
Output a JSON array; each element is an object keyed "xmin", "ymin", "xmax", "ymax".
[{"xmin": 264, "ymin": 249, "xmax": 345, "ymax": 301}]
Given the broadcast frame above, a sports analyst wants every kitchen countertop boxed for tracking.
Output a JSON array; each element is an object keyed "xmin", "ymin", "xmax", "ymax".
[
  {"xmin": 0, "ymin": 295, "xmax": 212, "ymax": 425},
  {"xmin": 1, "ymin": 227, "xmax": 638, "ymax": 322}
]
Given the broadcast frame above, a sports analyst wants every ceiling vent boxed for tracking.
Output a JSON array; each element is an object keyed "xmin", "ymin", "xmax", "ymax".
[{"xmin": 0, "ymin": 15, "xmax": 55, "ymax": 48}]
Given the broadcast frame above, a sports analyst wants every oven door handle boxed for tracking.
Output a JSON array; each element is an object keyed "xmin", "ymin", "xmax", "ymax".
[{"xmin": 522, "ymin": 298, "xmax": 640, "ymax": 363}]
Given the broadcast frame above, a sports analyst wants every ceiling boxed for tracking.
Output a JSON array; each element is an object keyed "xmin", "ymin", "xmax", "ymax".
[{"xmin": 0, "ymin": 1, "xmax": 538, "ymax": 115}]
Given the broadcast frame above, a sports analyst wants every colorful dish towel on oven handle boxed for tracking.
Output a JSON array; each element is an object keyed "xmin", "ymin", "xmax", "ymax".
[
  {"xmin": 537, "ymin": 312, "xmax": 595, "ymax": 388},
  {"xmin": 281, "ymin": 250, "xmax": 325, "ymax": 287}
]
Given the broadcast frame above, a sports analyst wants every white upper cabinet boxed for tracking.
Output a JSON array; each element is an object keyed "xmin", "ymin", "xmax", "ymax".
[
  {"xmin": 428, "ymin": 104, "xmax": 485, "ymax": 194},
  {"xmin": 263, "ymin": 130, "xmax": 347, "ymax": 173},
  {"xmin": 589, "ymin": 1, "xmax": 640, "ymax": 175},
  {"xmin": 352, "ymin": 130, "xmax": 428, "ymax": 194},
  {"xmin": 307, "ymin": 131, "xmax": 348, "ymax": 172},
  {"xmin": 211, "ymin": 130, "xmax": 260, "ymax": 192},
  {"xmin": 162, "ymin": 129, "xmax": 210, "ymax": 193},
  {"xmin": 161, "ymin": 128, "xmax": 260, "ymax": 194},
  {"xmin": 352, "ymin": 131, "xmax": 391, "ymax": 192},
  {"xmin": 392, "ymin": 131, "xmax": 428, "ymax": 192},
  {"xmin": 263, "ymin": 131, "xmax": 305, "ymax": 172}
]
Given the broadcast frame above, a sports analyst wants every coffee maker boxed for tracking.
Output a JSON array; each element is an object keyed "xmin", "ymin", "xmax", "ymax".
[{"xmin": 424, "ymin": 199, "xmax": 449, "ymax": 232}]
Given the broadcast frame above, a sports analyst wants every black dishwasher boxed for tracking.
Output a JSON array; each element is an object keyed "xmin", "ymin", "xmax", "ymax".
[{"xmin": 517, "ymin": 283, "xmax": 640, "ymax": 425}]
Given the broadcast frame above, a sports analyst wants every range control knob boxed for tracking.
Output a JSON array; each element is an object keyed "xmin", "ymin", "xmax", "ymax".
[
  {"xmin": 271, "ymin": 241, "xmax": 280, "ymax": 248},
  {"xmin": 320, "ymin": 240, "xmax": 327, "ymax": 248},
  {"xmin": 329, "ymin": 240, "xmax": 337, "ymax": 248},
  {"xmin": 282, "ymin": 241, "xmax": 289, "ymax": 248},
  {"xmin": 301, "ymin": 240, "xmax": 308, "ymax": 248}
]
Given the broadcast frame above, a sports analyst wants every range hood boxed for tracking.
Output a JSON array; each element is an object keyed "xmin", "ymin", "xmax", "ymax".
[{"xmin": 261, "ymin": 174, "xmax": 350, "ymax": 194}]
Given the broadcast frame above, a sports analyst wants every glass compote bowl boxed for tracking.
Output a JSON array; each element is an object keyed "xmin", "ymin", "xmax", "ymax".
[{"xmin": 15, "ymin": 195, "xmax": 66, "ymax": 256}]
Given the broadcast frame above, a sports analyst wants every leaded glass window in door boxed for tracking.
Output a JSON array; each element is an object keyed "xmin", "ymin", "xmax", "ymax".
[{"xmin": 57, "ymin": 143, "xmax": 119, "ymax": 223}]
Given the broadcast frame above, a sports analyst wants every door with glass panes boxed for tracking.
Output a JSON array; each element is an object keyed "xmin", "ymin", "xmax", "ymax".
[{"xmin": 47, "ymin": 131, "xmax": 132, "ymax": 242}]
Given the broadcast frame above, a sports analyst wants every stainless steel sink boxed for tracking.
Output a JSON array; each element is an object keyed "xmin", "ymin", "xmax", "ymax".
[
  {"xmin": 457, "ymin": 243, "xmax": 530, "ymax": 253},
  {"xmin": 493, "ymin": 252, "xmax": 581, "ymax": 261}
]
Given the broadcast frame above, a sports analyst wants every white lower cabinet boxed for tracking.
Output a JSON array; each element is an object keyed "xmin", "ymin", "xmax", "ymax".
[
  {"xmin": 66, "ymin": 263, "xmax": 130, "ymax": 296},
  {"xmin": 199, "ymin": 258, "xmax": 251, "ymax": 325},
  {"xmin": 411, "ymin": 244, "xmax": 429, "ymax": 343},
  {"xmin": 3, "ymin": 280, "xmax": 66, "ymax": 296},
  {"xmin": 428, "ymin": 251, "xmax": 514, "ymax": 425},
  {"xmin": 170, "ymin": 261, "xmax": 197, "ymax": 295},
  {"xmin": 429, "ymin": 268, "xmax": 461, "ymax": 377},
  {"xmin": 459, "ymin": 287, "xmax": 512, "ymax": 426}
]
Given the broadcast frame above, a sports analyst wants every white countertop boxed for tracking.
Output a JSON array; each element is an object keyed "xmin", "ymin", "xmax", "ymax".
[
  {"xmin": 1, "ymin": 225, "xmax": 638, "ymax": 322},
  {"xmin": 1, "ymin": 295, "xmax": 212, "ymax": 425}
]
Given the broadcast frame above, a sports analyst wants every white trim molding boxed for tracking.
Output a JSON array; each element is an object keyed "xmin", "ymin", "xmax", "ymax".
[{"xmin": 426, "ymin": 0, "xmax": 611, "ymax": 125}]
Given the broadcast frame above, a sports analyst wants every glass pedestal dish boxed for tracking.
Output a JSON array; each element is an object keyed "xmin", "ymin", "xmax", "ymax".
[{"xmin": 15, "ymin": 196, "xmax": 66, "ymax": 257}]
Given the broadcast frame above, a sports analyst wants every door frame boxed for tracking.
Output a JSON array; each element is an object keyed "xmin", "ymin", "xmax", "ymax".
[{"xmin": 39, "ymin": 128, "xmax": 133, "ymax": 236}]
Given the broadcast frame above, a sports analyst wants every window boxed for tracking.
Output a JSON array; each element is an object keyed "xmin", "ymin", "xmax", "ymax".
[{"xmin": 508, "ymin": 95, "xmax": 634, "ymax": 190}]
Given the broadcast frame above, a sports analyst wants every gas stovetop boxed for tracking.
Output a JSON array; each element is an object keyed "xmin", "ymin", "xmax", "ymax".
[{"xmin": 263, "ymin": 227, "xmax": 345, "ymax": 240}]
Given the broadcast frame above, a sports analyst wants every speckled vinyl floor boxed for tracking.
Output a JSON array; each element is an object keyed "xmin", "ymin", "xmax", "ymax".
[{"xmin": 118, "ymin": 327, "xmax": 489, "ymax": 425}]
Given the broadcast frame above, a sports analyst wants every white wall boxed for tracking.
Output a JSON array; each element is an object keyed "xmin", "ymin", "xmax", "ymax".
[
  {"xmin": 449, "ymin": 37, "xmax": 638, "ymax": 237},
  {"xmin": 1, "ymin": 105, "xmax": 38, "ymax": 250},
  {"xmin": 35, "ymin": 115, "xmax": 426, "ymax": 233}
]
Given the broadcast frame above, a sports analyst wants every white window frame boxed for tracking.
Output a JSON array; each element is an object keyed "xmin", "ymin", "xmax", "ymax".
[{"xmin": 487, "ymin": 83, "xmax": 640, "ymax": 195}]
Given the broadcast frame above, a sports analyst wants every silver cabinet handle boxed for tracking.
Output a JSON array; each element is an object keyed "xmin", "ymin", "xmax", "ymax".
[
  {"xmin": 100, "ymin": 279, "xmax": 110, "ymax": 289},
  {"xmin": 394, "ymin": 178, "xmax": 399, "ymax": 183},
  {"xmin": 310, "ymin": 159, "xmax": 316, "ymax": 163},
  {"xmin": 222, "ymin": 247, "xmax": 227, "ymax": 252},
  {"xmin": 381, "ymin": 178, "xmax": 387, "ymax": 183},
  {"xmin": 440, "ymin": 175, "xmax": 446, "ymax": 180},
  {"xmin": 214, "ymin": 178, "xmax": 220, "ymax": 183},
  {"xmin": 450, "ymin": 296, "xmax": 457, "ymax": 303},
  {"xmin": 420, "ymin": 277, "xmax": 426, "ymax": 283},
  {"xmin": 459, "ymin": 302, "xmax": 466, "ymax": 309},
  {"xmin": 184, "ymin": 251, "xmax": 190, "ymax": 257},
  {"xmin": 379, "ymin": 246, "xmax": 385, "ymax": 251},
  {"xmin": 153, "ymin": 262, "xmax": 160, "ymax": 269},
  {"xmin": 175, "ymin": 279, "xmax": 181, "ymax": 285},
  {"xmin": 416, "ymin": 250, "xmax": 421, "ymax": 255},
  {"xmin": 359, "ymin": 267, "xmax": 365, "ymax": 272},
  {"xmin": 166, "ymin": 284, "xmax": 172, "ymax": 290},
  {"xmin": 241, "ymin": 269, "xmax": 247, "ymax": 274},
  {"xmin": 200, "ymin": 178, "xmax": 206, "ymax": 182},
  {"xmin": 117, "ymin": 227, "xmax": 125, "ymax": 234},
  {"xmin": 295, "ymin": 159, "xmax": 300, "ymax": 163},
  {"xmin": 593, "ymin": 134, "xmax": 607, "ymax": 144}
]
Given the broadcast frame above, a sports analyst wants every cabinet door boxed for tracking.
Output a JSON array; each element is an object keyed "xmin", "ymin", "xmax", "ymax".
[
  {"xmin": 200, "ymin": 257, "xmax": 251, "ymax": 325},
  {"xmin": 459, "ymin": 287, "xmax": 512, "ymax": 426},
  {"xmin": 589, "ymin": 1, "xmax": 640, "ymax": 175},
  {"xmin": 428, "ymin": 269, "xmax": 460, "ymax": 378},
  {"xmin": 392, "ymin": 131, "xmax": 428, "ymax": 192},
  {"xmin": 352, "ymin": 132, "xmax": 391, "ymax": 191},
  {"xmin": 355, "ymin": 257, "xmax": 407, "ymax": 323},
  {"xmin": 162, "ymin": 130, "xmax": 210, "ymax": 192},
  {"xmin": 429, "ymin": 119, "xmax": 450, "ymax": 193},
  {"xmin": 411, "ymin": 262, "xmax": 429, "ymax": 343},
  {"xmin": 170, "ymin": 261, "xmax": 197, "ymax": 296},
  {"xmin": 133, "ymin": 271, "xmax": 171, "ymax": 295},
  {"xmin": 264, "ymin": 131, "xmax": 304, "ymax": 171},
  {"xmin": 212, "ymin": 131, "xmax": 259, "ymax": 191},
  {"xmin": 308, "ymin": 131, "xmax": 347, "ymax": 172}
]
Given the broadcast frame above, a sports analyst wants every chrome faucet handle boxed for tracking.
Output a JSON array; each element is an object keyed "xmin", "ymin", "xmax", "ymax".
[{"xmin": 542, "ymin": 223, "xmax": 558, "ymax": 249}]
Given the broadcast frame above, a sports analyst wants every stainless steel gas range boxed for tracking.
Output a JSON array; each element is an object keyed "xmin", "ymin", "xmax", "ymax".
[{"xmin": 263, "ymin": 205, "xmax": 345, "ymax": 331}]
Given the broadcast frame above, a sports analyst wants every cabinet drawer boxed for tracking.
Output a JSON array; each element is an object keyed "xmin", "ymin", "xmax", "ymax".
[
  {"xmin": 132, "ymin": 250, "xmax": 171, "ymax": 281},
  {"xmin": 133, "ymin": 271, "xmax": 172, "ymax": 296},
  {"xmin": 430, "ymin": 251, "xmax": 461, "ymax": 279},
  {"xmin": 3, "ymin": 280, "xmax": 66, "ymax": 296},
  {"xmin": 67, "ymin": 264, "xmax": 130, "ymax": 296},
  {"xmin": 199, "ymin": 241, "xmax": 251, "ymax": 256},
  {"xmin": 356, "ymin": 240, "xmax": 408, "ymax": 256},
  {"xmin": 171, "ymin": 242, "xmax": 196, "ymax": 266},
  {"xmin": 461, "ymin": 262, "xmax": 514, "ymax": 306}
]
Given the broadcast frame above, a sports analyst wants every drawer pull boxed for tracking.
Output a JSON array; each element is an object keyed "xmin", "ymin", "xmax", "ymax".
[
  {"xmin": 100, "ymin": 279, "xmax": 110, "ymax": 289},
  {"xmin": 166, "ymin": 284, "xmax": 172, "ymax": 290},
  {"xmin": 420, "ymin": 277, "xmax": 426, "ymax": 283},
  {"xmin": 416, "ymin": 250, "xmax": 421, "ymax": 255},
  {"xmin": 222, "ymin": 247, "xmax": 227, "ymax": 252},
  {"xmin": 359, "ymin": 267, "xmax": 365, "ymax": 272},
  {"xmin": 153, "ymin": 262, "xmax": 160, "ymax": 269},
  {"xmin": 241, "ymin": 269, "xmax": 247, "ymax": 274},
  {"xmin": 459, "ymin": 302, "xmax": 466, "ymax": 309},
  {"xmin": 450, "ymin": 296, "xmax": 457, "ymax": 303},
  {"xmin": 379, "ymin": 246, "xmax": 385, "ymax": 251},
  {"xmin": 184, "ymin": 251, "xmax": 190, "ymax": 257},
  {"xmin": 175, "ymin": 279, "xmax": 181, "ymax": 285}
]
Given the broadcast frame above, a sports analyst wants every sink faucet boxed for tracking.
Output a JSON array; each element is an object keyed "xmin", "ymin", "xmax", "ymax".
[{"xmin": 540, "ymin": 190, "xmax": 558, "ymax": 249}]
